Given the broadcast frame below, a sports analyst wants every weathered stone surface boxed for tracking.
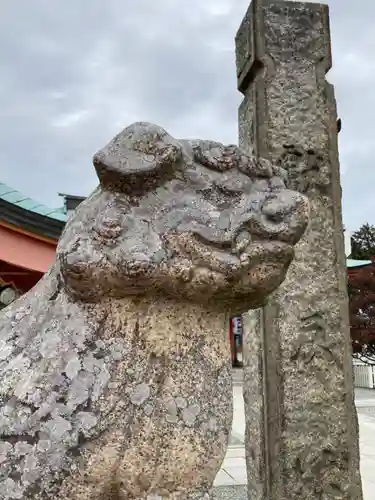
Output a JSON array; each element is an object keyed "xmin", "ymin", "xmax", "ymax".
[
  {"xmin": 236, "ymin": 1, "xmax": 363, "ymax": 498},
  {"xmin": 0, "ymin": 122, "xmax": 309, "ymax": 499}
]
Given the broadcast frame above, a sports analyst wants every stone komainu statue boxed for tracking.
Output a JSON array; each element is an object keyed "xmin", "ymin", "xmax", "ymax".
[{"xmin": 0, "ymin": 123, "xmax": 309, "ymax": 499}]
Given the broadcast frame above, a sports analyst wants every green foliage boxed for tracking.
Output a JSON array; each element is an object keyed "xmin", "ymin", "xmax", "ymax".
[{"xmin": 350, "ymin": 223, "xmax": 375, "ymax": 260}]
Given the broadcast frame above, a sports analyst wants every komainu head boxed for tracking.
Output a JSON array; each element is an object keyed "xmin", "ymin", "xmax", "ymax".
[{"xmin": 57, "ymin": 122, "xmax": 309, "ymax": 311}]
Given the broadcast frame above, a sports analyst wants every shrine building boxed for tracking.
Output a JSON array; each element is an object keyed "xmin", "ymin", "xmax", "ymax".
[{"xmin": 0, "ymin": 183, "xmax": 67, "ymax": 308}]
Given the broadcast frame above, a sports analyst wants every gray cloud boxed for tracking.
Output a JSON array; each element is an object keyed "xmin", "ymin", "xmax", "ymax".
[{"xmin": 0, "ymin": 0, "xmax": 374, "ymax": 231}]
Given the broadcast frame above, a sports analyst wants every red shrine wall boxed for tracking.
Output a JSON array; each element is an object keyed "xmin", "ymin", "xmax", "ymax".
[{"xmin": 0, "ymin": 222, "xmax": 57, "ymax": 293}]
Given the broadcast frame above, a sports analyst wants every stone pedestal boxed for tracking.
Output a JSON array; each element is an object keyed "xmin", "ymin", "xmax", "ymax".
[{"xmin": 236, "ymin": 1, "xmax": 363, "ymax": 498}]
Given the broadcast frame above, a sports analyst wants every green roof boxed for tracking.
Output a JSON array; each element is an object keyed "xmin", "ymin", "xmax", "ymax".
[
  {"xmin": 0, "ymin": 182, "xmax": 67, "ymax": 222},
  {"xmin": 347, "ymin": 259, "xmax": 372, "ymax": 268}
]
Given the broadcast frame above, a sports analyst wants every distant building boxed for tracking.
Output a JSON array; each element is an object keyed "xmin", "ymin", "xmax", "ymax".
[
  {"xmin": 0, "ymin": 183, "xmax": 67, "ymax": 308},
  {"xmin": 58, "ymin": 192, "xmax": 85, "ymax": 218}
]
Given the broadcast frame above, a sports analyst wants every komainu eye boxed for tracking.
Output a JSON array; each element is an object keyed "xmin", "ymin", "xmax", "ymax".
[{"xmin": 93, "ymin": 214, "xmax": 123, "ymax": 241}]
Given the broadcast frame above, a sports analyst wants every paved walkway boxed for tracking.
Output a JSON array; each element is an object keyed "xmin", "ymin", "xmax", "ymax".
[{"xmin": 215, "ymin": 386, "xmax": 375, "ymax": 499}]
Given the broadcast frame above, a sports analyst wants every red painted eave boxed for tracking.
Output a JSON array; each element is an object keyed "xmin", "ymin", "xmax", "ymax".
[{"xmin": 0, "ymin": 224, "xmax": 57, "ymax": 273}]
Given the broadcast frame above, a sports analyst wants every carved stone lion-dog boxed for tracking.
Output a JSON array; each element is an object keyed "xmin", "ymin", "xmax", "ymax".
[{"xmin": 0, "ymin": 123, "xmax": 309, "ymax": 499}]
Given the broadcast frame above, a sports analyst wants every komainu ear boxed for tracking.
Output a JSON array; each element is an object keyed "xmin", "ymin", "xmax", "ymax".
[
  {"xmin": 191, "ymin": 140, "xmax": 273, "ymax": 179},
  {"xmin": 93, "ymin": 122, "xmax": 183, "ymax": 194}
]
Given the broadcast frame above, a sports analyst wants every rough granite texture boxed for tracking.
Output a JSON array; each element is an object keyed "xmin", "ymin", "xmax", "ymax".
[
  {"xmin": 212, "ymin": 486, "xmax": 247, "ymax": 500},
  {"xmin": 0, "ymin": 122, "xmax": 309, "ymax": 499},
  {"xmin": 236, "ymin": 1, "xmax": 363, "ymax": 499}
]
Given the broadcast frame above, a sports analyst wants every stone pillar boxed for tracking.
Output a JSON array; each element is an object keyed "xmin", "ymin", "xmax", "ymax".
[{"xmin": 236, "ymin": 1, "xmax": 363, "ymax": 499}]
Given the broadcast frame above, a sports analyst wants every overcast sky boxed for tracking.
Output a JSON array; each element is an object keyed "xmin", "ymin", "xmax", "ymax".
[{"xmin": 0, "ymin": 0, "xmax": 373, "ymax": 231}]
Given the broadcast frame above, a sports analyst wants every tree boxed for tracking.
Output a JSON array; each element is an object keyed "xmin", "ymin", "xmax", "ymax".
[
  {"xmin": 350, "ymin": 223, "xmax": 375, "ymax": 260},
  {"xmin": 349, "ymin": 261, "xmax": 375, "ymax": 363}
]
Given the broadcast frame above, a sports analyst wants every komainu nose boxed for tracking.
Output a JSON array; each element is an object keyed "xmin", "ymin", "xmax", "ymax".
[
  {"xmin": 262, "ymin": 191, "xmax": 302, "ymax": 221},
  {"xmin": 261, "ymin": 190, "xmax": 310, "ymax": 244}
]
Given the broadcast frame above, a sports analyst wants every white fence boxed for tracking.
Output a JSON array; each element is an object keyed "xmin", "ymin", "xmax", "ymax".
[{"xmin": 353, "ymin": 361, "xmax": 375, "ymax": 389}]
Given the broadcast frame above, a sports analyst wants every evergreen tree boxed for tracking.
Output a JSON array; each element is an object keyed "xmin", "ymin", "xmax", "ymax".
[{"xmin": 350, "ymin": 223, "xmax": 375, "ymax": 260}]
